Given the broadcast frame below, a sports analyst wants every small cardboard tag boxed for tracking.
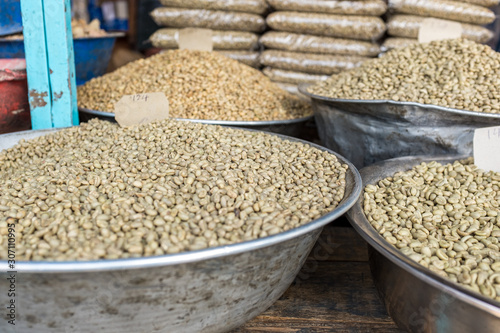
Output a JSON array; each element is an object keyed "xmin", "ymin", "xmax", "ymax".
[
  {"xmin": 114, "ymin": 93, "xmax": 169, "ymax": 127},
  {"xmin": 178, "ymin": 28, "xmax": 213, "ymax": 52},
  {"xmin": 418, "ymin": 18, "xmax": 462, "ymax": 44},
  {"xmin": 473, "ymin": 126, "xmax": 500, "ymax": 173}
]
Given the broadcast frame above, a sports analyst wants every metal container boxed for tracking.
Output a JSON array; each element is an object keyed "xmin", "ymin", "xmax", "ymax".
[
  {"xmin": 78, "ymin": 106, "xmax": 314, "ymax": 138},
  {"xmin": 0, "ymin": 58, "xmax": 30, "ymax": 134},
  {"xmin": 73, "ymin": 33, "xmax": 123, "ymax": 85},
  {"xmin": 0, "ymin": 38, "xmax": 24, "ymax": 57},
  {"xmin": 299, "ymin": 84, "xmax": 500, "ymax": 169},
  {"xmin": 347, "ymin": 155, "xmax": 500, "ymax": 333},
  {"xmin": 0, "ymin": 0, "xmax": 22, "ymax": 36},
  {"xmin": 0, "ymin": 33, "xmax": 123, "ymax": 85},
  {"xmin": 0, "ymin": 127, "xmax": 362, "ymax": 333}
]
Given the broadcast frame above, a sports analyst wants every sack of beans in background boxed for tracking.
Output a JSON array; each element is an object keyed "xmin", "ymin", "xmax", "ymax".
[
  {"xmin": 389, "ymin": 0, "xmax": 496, "ymax": 25},
  {"xmin": 150, "ymin": 7, "xmax": 266, "ymax": 33},
  {"xmin": 456, "ymin": 0, "xmax": 499, "ymax": 7},
  {"xmin": 259, "ymin": 50, "xmax": 369, "ymax": 75},
  {"xmin": 150, "ymin": 29, "xmax": 260, "ymax": 50},
  {"xmin": 262, "ymin": 67, "xmax": 330, "ymax": 85},
  {"xmin": 266, "ymin": 0, "xmax": 387, "ymax": 16},
  {"xmin": 149, "ymin": 29, "xmax": 261, "ymax": 67},
  {"xmin": 382, "ymin": 37, "xmax": 419, "ymax": 50},
  {"xmin": 383, "ymin": 0, "xmax": 497, "ymax": 50},
  {"xmin": 159, "ymin": 0, "xmax": 269, "ymax": 15},
  {"xmin": 265, "ymin": 12, "xmax": 386, "ymax": 41},
  {"xmin": 150, "ymin": 0, "xmax": 269, "ymax": 67},
  {"xmin": 386, "ymin": 15, "xmax": 494, "ymax": 43},
  {"xmin": 217, "ymin": 50, "xmax": 260, "ymax": 68},
  {"xmin": 260, "ymin": 1, "xmax": 386, "ymax": 96},
  {"xmin": 260, "ymin": 32, "xmax": 381, "ymax": 57}
]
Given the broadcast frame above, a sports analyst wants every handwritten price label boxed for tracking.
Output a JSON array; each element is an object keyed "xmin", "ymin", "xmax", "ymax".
[
  {"xmin": 487, "ymin": 127, "xmax": 500, "ymax": 139},
  {"xmin": 130, "ymin": 94, "xmax": 149, "ymax": 102},
  {"xmin": 114, "ymin": 92, "xmax": 169, "ymax": 127},
  {"xmin": 418, "ymin": 18, "xmax": 462, "ymax": 44},
  {"xmin": 473, "ymin": 126, "xmax": 500, "ymax": 173}
]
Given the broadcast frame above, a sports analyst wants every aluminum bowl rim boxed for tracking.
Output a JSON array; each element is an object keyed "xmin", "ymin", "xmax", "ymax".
[
  {"xmin": 0, "ymin": 127, "xmax": 361, "ymax": 273},
  {"xmin": 298, "ymin": 83, "xmax": 500, "ymax": 120},
  {"xmin": 346, "ymin": 154, "xmax": 500, "ymax": 315},
  {"xmin": 78, "ymin": 107, "xmax": 314, "ymax": 126}
]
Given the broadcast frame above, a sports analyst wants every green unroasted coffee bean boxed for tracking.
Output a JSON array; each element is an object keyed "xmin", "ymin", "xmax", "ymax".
[
  {"xmin": 0, "ymin": 118, "xmax": 348, "ymax": 261},
  {"xmin": 309, "ymin": 39, "xmax": 500, "ymax": 114},
  {"xmin": 363, "ymin": 157, "xmax": 500, "ymax": 301},
  {"xmin": 78, "ymin": 49, "xmax": 311, "ymax": 121}
]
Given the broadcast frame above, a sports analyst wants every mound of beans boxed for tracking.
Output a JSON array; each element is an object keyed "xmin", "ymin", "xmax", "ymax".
[
  {"xmin": 364, "ymin": 158, "xmax": 500, "ymax": 301},
  {"xmin": 0, "ymin": 119, "xmax": 347, "ymax": 261},
  {"xmin": 78, "ymin": 49, "xmax": 311, "ymax": 121},
  {"xmin": 309, "ymin": 39, "xmax": 500, "ymax": 114}
]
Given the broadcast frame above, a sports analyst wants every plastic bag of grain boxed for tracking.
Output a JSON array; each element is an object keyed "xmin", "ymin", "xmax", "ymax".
[
  {"xmin": 388, "ymin": 0, "xmax": 495, "ymax": 25},
  {"xmin": 217, "ymin": 50, "xmax": 260, "ymax": 68},
  {"xmin": 150, "ymin": 29, "xmax": 259, "ymax": 50},
  {"xmin": 159, "ymin": 0, "xmax": 269, "ymax": 14},
  {"xmin": 151, "ymin": 8, "xmax": 266, "ymax": 32},
  {"xmin": 381, "ymin": 37, "xmax": 419, "ymax": 50},
  {"xmin": 266, "ymin": 0, "xmax": 387, "ymax": 16},
  {"xmin": 274, "ymin": 82, "xmax": 311, "ymax": 100},
  {"xmin": 266, "ymin": 11, "xmax": 386, "ymax": 41},
  {"xmin": 455, "ymin": 0, "xmax": 499, "ymax": 7},
  {"xmin": 262, "ymin": 67, "xmax": 329, "ymax": 84},
  {"xmin": 259, "ymin": 50, "xmax": 369, "ymax": 75},
  {"xmin": 259, "ymin": 31, "xmax": 381, "ymax": 56},
  {"xmin": 275, "ymin": 82, "xmax": 301, "ymax": 96},
  {"xmin": 387, "ymin": 14, "xmax": 494, "ymax": 43}
]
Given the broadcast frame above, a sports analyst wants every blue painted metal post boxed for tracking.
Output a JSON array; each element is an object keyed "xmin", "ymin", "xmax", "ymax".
[
  {"xmin": 20, "ymin": 0, "xmax": 52, "ymax": 129},
  {"xmin": 20, "ymin": 0, "xmax": 78, "ymax": 129}
]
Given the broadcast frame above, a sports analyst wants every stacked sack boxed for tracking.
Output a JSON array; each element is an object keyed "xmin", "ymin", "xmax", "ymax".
[
  {"xmin": 384, "ymin": 0, "xmax": 497, "ymax": 50},
  {"xmin": 259, "ymin": 0, "xmax": 386, "ymax": 95},
  {"xmin": 150, "ymin": 0, "xmax": 269, "ymax": 68}
]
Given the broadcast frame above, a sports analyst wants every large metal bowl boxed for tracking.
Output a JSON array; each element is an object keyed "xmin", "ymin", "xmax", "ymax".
[
  {"xmin": 0, "ymin": 126, "xmax": 362, "ymax": 333},
  {"xmin": 347, "ymin": 155, "xmax": 500, "ymax": 333},
  {"xmin": 78, "ymin": 107, "xmax": 314, "ymax": 138},
  {"xmin": 298, "ymin": 84, "xmax": 500, "ymax": 169}
]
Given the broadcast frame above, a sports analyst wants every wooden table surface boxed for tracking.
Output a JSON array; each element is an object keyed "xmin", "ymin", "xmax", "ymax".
[{"xmin": 235, "ymin": 220, "xmax": 405, "ymax": 333}]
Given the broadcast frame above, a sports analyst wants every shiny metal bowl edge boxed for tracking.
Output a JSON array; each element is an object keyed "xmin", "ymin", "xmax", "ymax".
[
  {"xmin": 298, "ymin": 83, "xmax": 500, "ymax": 169},
  {"xmin": 78, "ymin": 107, "xmax": 314, "ymax": 138}
]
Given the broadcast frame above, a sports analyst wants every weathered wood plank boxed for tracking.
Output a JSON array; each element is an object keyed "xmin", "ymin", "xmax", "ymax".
[
  {"xmin": 20, "ymin": 0, "xmax": 52, "ymax": 129},
  {"xmin": 236, "ymin": 321, "xmax": 403, "ymax": 332},
  {"xmin": 235, "ymin": 227, "xmax": 403, "ymax": 332},
  {"xmin": 236, "ymin": 261, "xmax": 403, "ymax": 332},
  {"xmin": 272, "ymin": 262, "xmax": 393, "ymax": 322}
]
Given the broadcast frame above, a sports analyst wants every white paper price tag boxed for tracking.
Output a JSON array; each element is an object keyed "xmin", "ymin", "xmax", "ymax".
[
  {"xmin": 178, "ymin": 28, "xmax": 213, "ymax": 52},
  {"xmin": 418, "ymin": 18, "xmax": 462, "ymax": 44},
  {"xmin": 473, "ymin": 126, "xmax": 500, "ymax": 173},
  {"xmin": 114, "ymin": 92, "xmax": 169, "ymax": 127}
]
